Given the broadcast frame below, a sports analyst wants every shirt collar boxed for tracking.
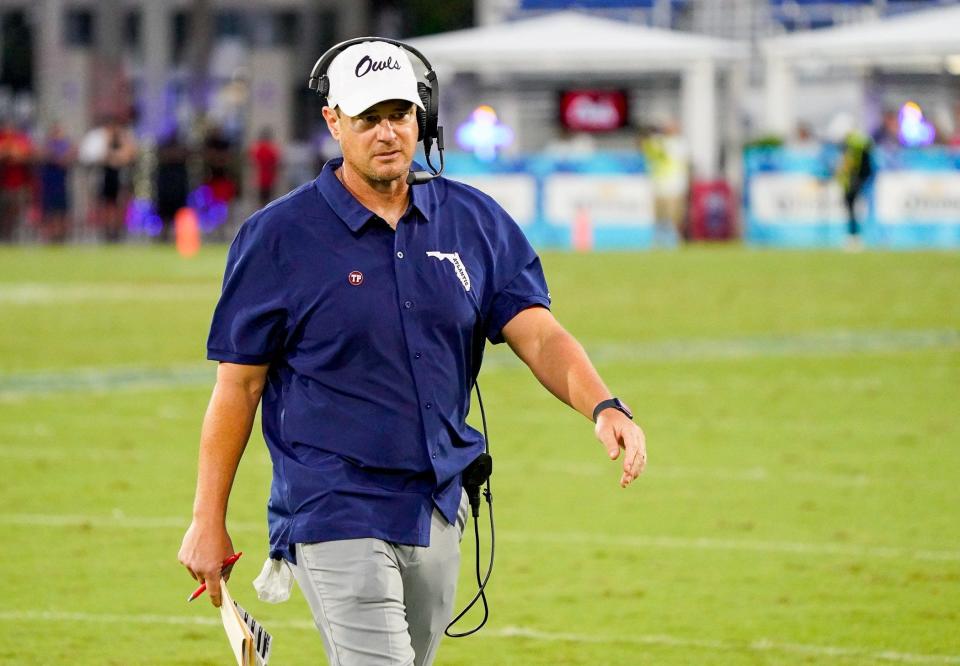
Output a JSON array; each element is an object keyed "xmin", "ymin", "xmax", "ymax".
[
  {"xmin": 316, "ymin": 157, "xmax": 435, "ymax": 232},
  {"xmin": 409, "ymin": 170, "xmax": 434, "ymax": 223}
]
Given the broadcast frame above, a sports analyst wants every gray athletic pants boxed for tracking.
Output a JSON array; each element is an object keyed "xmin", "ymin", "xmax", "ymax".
[{"xmin": 291, "ymin": 494, "xmax": 468, "ymax": 666}]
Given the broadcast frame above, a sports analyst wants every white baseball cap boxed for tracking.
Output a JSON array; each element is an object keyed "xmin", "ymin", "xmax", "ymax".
[{"xmin": 326, "ymin": 41, "xmax": 425, "ymax": 117}]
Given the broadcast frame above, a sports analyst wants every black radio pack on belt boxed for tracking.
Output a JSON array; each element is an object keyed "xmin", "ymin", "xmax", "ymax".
[
  {"xmin": 462, "ymin": 453, "xmax": 493, "ymax": 519},
  {"xmin": 307, "ymin": 36, "xmax": 446, "ymax": 185}
]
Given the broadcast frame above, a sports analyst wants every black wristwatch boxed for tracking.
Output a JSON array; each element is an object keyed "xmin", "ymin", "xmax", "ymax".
[{"xmin": 592, "ymin": 397, "xmax": 633, "ymax": 422}]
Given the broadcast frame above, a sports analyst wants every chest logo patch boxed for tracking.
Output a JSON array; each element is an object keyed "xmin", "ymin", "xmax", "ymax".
[
  {"xmin": 348, "ymin": 271, "xmax": 364, "ymax": 286},
  {"xmin": 426, "ymin": 251, "xmax": 471, "ymax": 292}
]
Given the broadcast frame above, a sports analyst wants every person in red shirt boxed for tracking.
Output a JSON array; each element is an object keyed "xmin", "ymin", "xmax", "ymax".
[
  {"xmin": 950, "ymin": 102, "xmax": 960, "ymax": 148},
  {"xmin": 0, "ymin": 118, "xmax": 34, "ymax": 242},
  {"xmin": 249, "ymin": 127, "xmax": 282, "ymax": 208}
]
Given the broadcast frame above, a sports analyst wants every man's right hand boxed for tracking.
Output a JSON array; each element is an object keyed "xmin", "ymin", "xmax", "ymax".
[
  {"xmin": 179, "ymin": 363, "xmax": 267, "ymax": 607},
  {"xmin": 178, "ymin": 520, "xmax": 235, "ymax": 607}
]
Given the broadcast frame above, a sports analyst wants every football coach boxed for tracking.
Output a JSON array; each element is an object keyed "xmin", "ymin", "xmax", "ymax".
[{"xmin": 179, "ymin": 37, "xmax": 647, "ymax": 666}]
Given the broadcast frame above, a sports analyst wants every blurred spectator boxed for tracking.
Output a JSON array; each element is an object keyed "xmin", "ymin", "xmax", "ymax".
[
  {"xmin": 249, "ymin": 126, "xmax": 282, "ymax": 209},
  {"xmin": 155, "ymin": 127, "xmax": 191, "ymax": 242},
  {"xmin": 872, "ymin": 108, "xmax": 901, "ymax": 149},
  {"xmin": 203, "ymin": 124, "xmax": 239, "ymax": 236},
  {"xmin": 284, "ymin": 140, "xmax": 316, "ymax": 191},
  {"xmin": 0, "ymin": 117, "xmax": 34, "ymax": 242},
  {"xmin": 97, "ymin": 117, "xmax": 138, "ymax": 242},
  {"xmin": 950, "ymin": 102, "xmax": 960, "ymax": 148},
  {"xmin": 789, "ymin": 123, "xmax": 820, "ymax": 152},
  {"xmin": 38, "ymin": 123, "xmax": 76, "ymax": 243},
  {"xmin": 283, "ymin": 131, "xmax": 335, "ymax": 192},
  {"xmin": 316, "ymin": 131, "xmax": 342, "ymax": 172},
  {"xmin": 835, "ymin": 128, "xmax": 873, "ymax": 252},
  {"xmin": 641, "ymin": 118, "xmax": 690, "ymax": 245}
]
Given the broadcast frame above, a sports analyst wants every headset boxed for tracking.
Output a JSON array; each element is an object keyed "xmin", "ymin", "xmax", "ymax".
[{"xmin": 308, "ymin": 37, "xmax": 445, "ymax": 186}]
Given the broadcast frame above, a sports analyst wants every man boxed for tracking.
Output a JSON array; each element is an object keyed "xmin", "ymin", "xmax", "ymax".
[
  {"xmin": 0, "ymin": 118, "xmax": 34, "ymax": 242},
  {"xmin": 641, "ymin": 117, "xmax": 690, "ymax": 246},
  {"xmin": 178, "ymin": 39, "xmax": 646, "ymax": 666},
  {"xmin": 836, "ymin": 129, "xmax": 873, "ymax": 252},
  {"xmin": 249, "ymin": 126, "xmax": 282, "ymax": 208}
]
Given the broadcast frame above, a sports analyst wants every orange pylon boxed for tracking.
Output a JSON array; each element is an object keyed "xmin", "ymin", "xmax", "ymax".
[
  {"xmin": 175, "ymin": 207, "xmax": 201, "ymax": 258},
  {"xmin": 572, "ymin": 206, "xmax": 594, "ymax": 252}
]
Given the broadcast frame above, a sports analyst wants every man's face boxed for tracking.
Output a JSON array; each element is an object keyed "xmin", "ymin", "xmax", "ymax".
[{"xmin": 324, "ymin": 100, "xmax": 418, "ymax": 184}]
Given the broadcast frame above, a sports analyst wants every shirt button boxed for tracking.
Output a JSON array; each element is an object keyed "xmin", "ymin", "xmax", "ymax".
[
  {"xmin": 404, "ymin": 300, "xmax": 413, "ymax": 309},
  {"xmin": 414, "ymin": 352, "xmax": 422, "ymax": 359},
  {"xmin": 425, "ymin": 402, "xmax": 432, "ymax": 410},
  {"xmin": 397, "ymin": 251, "xmax": 404, "ymax": 259},
  {"xmin": 431, "ymin": 451, "xmax": 437, "ymax": 459}
]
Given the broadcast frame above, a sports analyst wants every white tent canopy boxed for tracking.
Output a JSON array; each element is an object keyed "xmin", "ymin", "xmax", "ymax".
[
  {"xmin": 763, "ymin": 5, "xmax": 960, "ymax": 63},
  {"xmin": 404, "ymin": 11, "xmax": 746, "ymax": 74},
  {"xmin": 762, "ymin": 6, "xmax": 960, "ymax": 134},
  {"xmin": 404, "ymin": 12, "xmax": 747, "ymax": 177}
]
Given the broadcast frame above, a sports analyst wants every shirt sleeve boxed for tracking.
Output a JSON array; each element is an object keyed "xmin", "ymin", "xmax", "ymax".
[
  {"xmin": 483, "ymin": 208, "xmax": 551, "ymax": 345},
  {"xmin": 207, "ymin": 218, "xmax": 288, "ymax": 364}
]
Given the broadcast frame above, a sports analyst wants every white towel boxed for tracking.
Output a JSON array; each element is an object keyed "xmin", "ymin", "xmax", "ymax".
[{"xmin": 252, "ymin": 557, "xmax": 294, "ymax": 604}]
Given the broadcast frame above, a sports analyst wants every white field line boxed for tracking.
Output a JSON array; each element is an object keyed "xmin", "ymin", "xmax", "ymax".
[
  {"xmin": 523, "ymin": 461, "xmax": 872, "ymax": 487},
  {"xmin": 0, "ymin": 445, "xmax": 275, "ymax": 466},
  {"xmin": 0, "ymin": 445, "xmax": 274, "ymax": 469},
  {"xmin": 0, "ymin": 444, "xmax": 274, "ymax": 471},
  {"xmin": 0, "ymin": 513, "xmax": 202, "ymax": 530},
  {"xmin": 0, "ymin": 283, "xmax": 216, "ymax": 304},
  {"xmin": 1, "ymin": 610, "xmax": 957, "ymax": 664},
  {"xmin": 0, "ymin": 363, "xmax": 214, "ymax": 398},
  {"xmin": 493, "ymin": 626, "xmax": 960, "ymax": 664},
  {"xmin": 0, "ymin": 609, "xmax": 313, "ymax": 630},
  {"xmin": 499, "ymin": 531, "xmax": 960, "ymax": 563},
  {"xmin": 484, "ymin": 328, "xmax": 960, "ymax": 366},
  {"xmin": 2, "ymin": 512, "xmax": 958, "ymax": 562},
  {"xmin": 582, "ymin": 328, "xmax": 960, "ymax": 363},
  {"xmin": 1, "ymin": 328, "xmax": 957, "ymax": 398},
  {"xmin": 0, "ymin": 445, "xmax": 148, "ymax": 462},
  {"xmin": 0, "ymin": 445, "xmax": 868, "ymax": 488}
]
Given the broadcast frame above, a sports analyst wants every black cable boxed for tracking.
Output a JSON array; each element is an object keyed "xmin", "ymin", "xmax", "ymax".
[
  {"xmin": 426, "ymin": 127, "xmax": 445, "ymax": 176},
  {"xmin": 445, "ymin": 382, "xmax": 495, "ymax": 638}
]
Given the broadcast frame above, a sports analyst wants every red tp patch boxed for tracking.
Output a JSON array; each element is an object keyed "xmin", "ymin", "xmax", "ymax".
[{"xmin": 348, "ymin": 271, "xmax": 364, "ymax": 286}]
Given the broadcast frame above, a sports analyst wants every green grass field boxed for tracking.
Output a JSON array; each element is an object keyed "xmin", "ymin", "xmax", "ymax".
[{"xmin": 1, "ymin": 245, "xmax": 958, "ymax": 665}]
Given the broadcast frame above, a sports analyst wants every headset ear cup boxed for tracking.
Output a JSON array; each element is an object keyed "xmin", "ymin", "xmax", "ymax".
[
  {"xmin": 417, "ymin": 82, "xmax": 433, "ymax": 142},
  {"xmin": 319, "ymin": 75, "xmax": 329, "ymax": 101},
  {"xmin": 416, "ymin": 108, "xmax": 426, "ymax": 142}
]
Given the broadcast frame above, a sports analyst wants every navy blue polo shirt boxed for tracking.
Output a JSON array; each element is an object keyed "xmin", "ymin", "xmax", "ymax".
[{"xmin": 207, "ymin": 158, "xmax": 550, "ymax": 560}]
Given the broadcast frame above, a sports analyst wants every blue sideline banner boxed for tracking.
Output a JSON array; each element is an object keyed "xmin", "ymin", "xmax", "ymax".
[
  {"xmin": 872, "ymin": 149, "xmax": 960, "ymax": 248},
  {"xmin": 442, "ymin": 152, "xmax": 654, "ymax": 249},
  {"xmin": 744, "ymin": 146, "xmax": 960, "ymax": 249}
]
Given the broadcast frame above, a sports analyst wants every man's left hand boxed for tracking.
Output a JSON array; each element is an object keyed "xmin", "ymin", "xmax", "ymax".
[{"xmin": 595, "ymin": 411, "xmax": 647, "ymax": 488}]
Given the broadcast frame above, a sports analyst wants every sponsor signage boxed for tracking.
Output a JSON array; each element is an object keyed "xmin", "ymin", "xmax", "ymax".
[
  {"xmin": 744, "ymin": 146, "xmax": 960, "ymax": 248},
  {"xmin": 451, "ymin": 174, "xmax": 538, "ymax": 227},
  {"xmin": 874, "ymin": 172, "xmax": 960, "ymax": 225},
  {"xmin": 749, "ymin": 173, "xmax": 846, "ymax": 225},
  {"xmin": 559, "ymin": 90, "xmax": 629, "ymax": 133},
  {"xmin": 544, "ymin": 174, "xmax": 654, "ymax": 226},
  {"xmin": 444, "ymin": 152, "xmax": 657, "ymax": 248}
]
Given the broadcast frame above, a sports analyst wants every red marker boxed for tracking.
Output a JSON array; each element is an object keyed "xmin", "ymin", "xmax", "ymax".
[{"xmin": 187, "ymin": 552, "xmax": 243, "ymax": 602}]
